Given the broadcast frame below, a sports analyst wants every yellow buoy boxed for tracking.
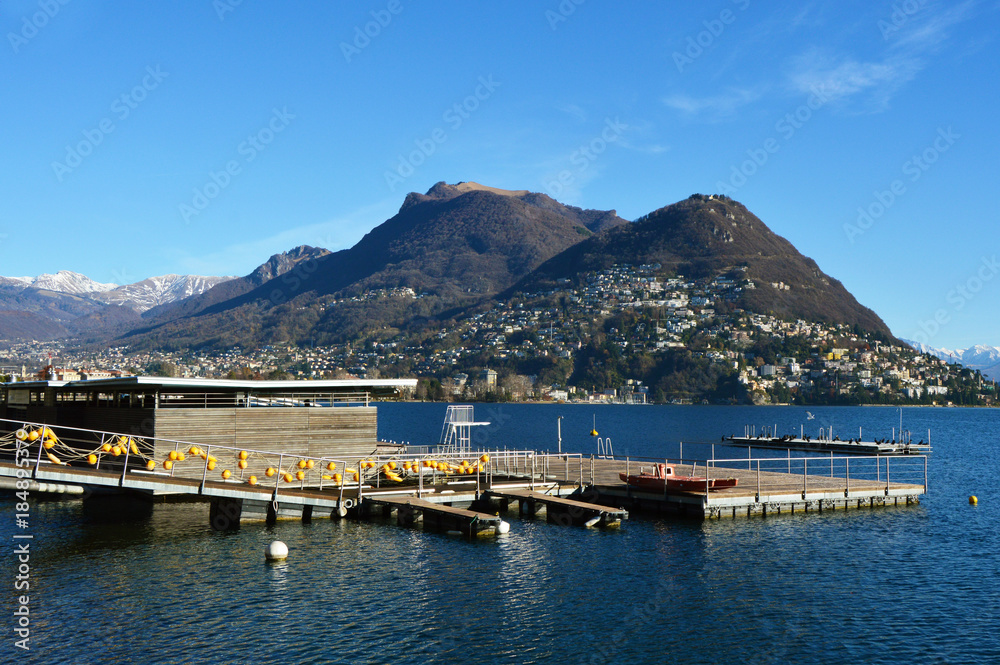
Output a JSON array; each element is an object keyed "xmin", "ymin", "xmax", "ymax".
[
  {"xmin": 118, "ymin": 435, "xmax": 129, "ymax": 445},
  {"xmin": 239, "ymin": 450, "xmax": 249, "ymax": 461},
  {"xmin": 111, "ymin": 446, "xmax": 121, "ymax": 456},
  {"xmin": 130, "ymin": 442, "xmax": 139, "ymax": 455},
  {"xmin": 46, "ymin": 452, "xmax": 63, "ymax": 465},
  {"xmin": 168, "ymin": 451, "xmax": 179, "ymax": 461},
  {"xmin": 188, "ymin": 446, "xmax": 200, "ymax": 456},
  {"xmin": 222, "ymin": 469, "xmax": 232, "ymax": 480},
  {"xmin": 146, "ymin": 460, "xmax": 156, "ymax": 470},
  {"xmin": 163, "ymin": 460, "xmax": 173, "ymax": 471},
  {"xmin": 295, "ymin": 470, "xmax": 305, "ymax": 481},
  {"xmin": 327, "ymin": 462, "xmax": 337, "ymax": 471},
  {"xmin": 306, "ymin": 459, "xmax": 315, "ymax": 469},
  {"xmin": 207, "ymin": 455, "xmax": 217, "ymax": 463},
  {"xmin": 43, "ymin": 440, "xmax": 55, "ymax": 450},
  {"xmin": 590, "ymin": 429, "xmax": 599, "ymax": 437},
  {"xmin": 479, "ymin": 454, "xmax": 490, "ymax": 463},
  {"xmin": 101, "ymin": 443, "xmax": 112, "ymax": 453},
  {"xmin": 238, "ymin": 460, "xmax": 248, "ymax": 470},
  {"xmin": 15, "ymin": 429, "xmax": 27, "ymax": 441},
  {"xmin": 283, "ymin": 473, "xmax": 294, "ymax": 483},
  {"xmin": 388, "ymin": 461, "xmax": 397, "ymax": 470},
  {"xmin": 87, "ymin": 454, "xmax": 98, "ymax": 465},
  {"xmin": 333, "ymin": 473, "xmax": 342, "ymax": 483},
  {"xmin": 207, "ymin": 460, "xmax": 216, "ymax": 471},
  {"xmin": 461, "ymin": 460, "xmax": 470, "ymax": 468},
  {"xmin": 385, "ymin": 471, "xmax": 403, "ymax": 482},
  {"xmin": 265, "ymin": 467, "xmax": 277, "ymax": 477},
  {"xmin": 970, "ymin": 496, "xmax": 978, "ymax": 505},
  {"xmin": 176, "ymin": 452, "xmax": 186, "ymax": 462},
  {"xmin": 351, "ymin": 472, "xmax": 360, "ymax": 482},
  {"xmin": 248, "ymin": 475, "xmax": 258, "ymax": 485},
  {"xmin": 41, "ymin": 427, "xmax": 54, "ymax": 439},
  {"xmin": 322, "ymin": 474, "xmax": 332, "ymax": 480},
  {"xmin": 297, "ymin": 459, "xmax": 307, "ymax": 469},
  {"xmin": 27, "ymin": 430, "xmax": 39, "ymax": 442}
]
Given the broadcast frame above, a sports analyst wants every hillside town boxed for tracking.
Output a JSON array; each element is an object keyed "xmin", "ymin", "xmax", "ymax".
[{"xmin": 1, "ymin": 264, "xmax": 995, "ymax": 406}]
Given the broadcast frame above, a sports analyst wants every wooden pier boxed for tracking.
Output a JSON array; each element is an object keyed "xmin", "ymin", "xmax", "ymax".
[
  {"xmin": 362, "ymin": 496, "xmax": 502, "ymax": 537},
  {"xmin": 486, "ymin": 487, "xmax": 627, "ymax": 527}
]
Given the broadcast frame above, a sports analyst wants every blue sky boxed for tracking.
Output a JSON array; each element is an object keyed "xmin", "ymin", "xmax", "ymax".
[{"xmin": 1, "ymin": 1, "xmax": 997, "ymax": 350}]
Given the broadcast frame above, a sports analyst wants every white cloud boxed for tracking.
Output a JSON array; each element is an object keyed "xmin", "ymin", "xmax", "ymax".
[{"xmin": 662, "ymin": 88, "xmax": 764, "ymax": 120}]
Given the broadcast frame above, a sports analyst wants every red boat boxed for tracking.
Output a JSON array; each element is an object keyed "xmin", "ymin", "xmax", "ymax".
[{"xmin": 619, "ymin": 463, "xmax": 738, "ymax": 492}]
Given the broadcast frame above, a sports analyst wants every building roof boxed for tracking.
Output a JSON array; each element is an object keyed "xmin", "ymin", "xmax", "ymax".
[{"xmin": 3, "ymin": 376, "xmax": 417, "ymax": 395}]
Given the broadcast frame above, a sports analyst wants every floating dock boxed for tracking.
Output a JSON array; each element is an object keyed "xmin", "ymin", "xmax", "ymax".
[
  {"xmin": 486, "ymin": 487, "xmax": 627, "ymax": 527},
  {"xmin": 362, "ymin": 495, "xmax": 502, "ymax": 537}
]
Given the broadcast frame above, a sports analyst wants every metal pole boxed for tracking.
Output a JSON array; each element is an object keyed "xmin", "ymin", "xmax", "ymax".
[
  {"xmin": 756, "ymin": 460, "xmax": 760, "ymax": 498},
  {"xmin": 787, "ymin": 448, "xmax": 790, "ymax": 474},
  {"xmin": 803, "ymin": 458, "xmax": 807, "ymax": 496},
  {"xmin": 923, "ymin": 455, "xmax": 927, "ymax": 492},
  {"xmin": 845, "ymin": 457, "xmax": 850, "ymax": 496},
  {"xmin": 679, "ymin": 441, "xmax": 683, "ymax": 464},
  {"xmin": 885, "ymin": 456, "xmax": 890, "ymax": 493},
  {"xmin": 557, "ymin": 416, "xmax": 562, "ymax": 454}
]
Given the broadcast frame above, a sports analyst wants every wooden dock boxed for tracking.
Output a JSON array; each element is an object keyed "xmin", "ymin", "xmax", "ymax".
[
  {"xmin": 548, "ymin": 457, "xmax": 927, "ymax": 519},
  {"xmin": 362, "ymin": 495, "xmax": 501, "ymax": 537},
  {"xmin": 486, "ymin": 487, "xmax": 627, "ymax": 527}
]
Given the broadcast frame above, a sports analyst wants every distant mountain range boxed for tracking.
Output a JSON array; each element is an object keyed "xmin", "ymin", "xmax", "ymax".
[
  {"xmin": 0, "ymin": 182, "xmax": 929, "ymax": 355},
  {"xmin": 904, "ymin": 341, "xmax": 1000, "ymax": 380}
]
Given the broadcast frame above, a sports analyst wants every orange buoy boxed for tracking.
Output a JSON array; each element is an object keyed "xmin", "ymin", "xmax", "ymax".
[
  {"xmin": 188, "ymin": 446, "xmax": 200, "ymax": 456},
  {"xmin": 118, "ymin": 435, "xmax": 128, "ymax": 445},
  {"xmin": 146, "ymin": 460, "xmax": 156, "ymax": 470},
  {"xmin": 238, "ymin": 460, "xmax": 248, "ymax": 470},
  {"xmin": 297, "ymin": 460, "xmax": 307, "ymax": 469},
  {"xmin": 295, "ymin": 470, "xmax": 305, "ymax": 481},
  {"xmin": 352, "ymin": 472, "xmax": 360, "ymax": 482},
  {"xmin": 27, "ymin": 430, "xmax": 40, "ymax": 442},
  {"xmin": 265, "ymin": 467, "xmax": 277, "ymax": 477},
  {"xmin": 168, "ymin": 451, "xmax": 179, "ymax": 461},
  {"xmin": 43, "ymin": 440, "xmax": 55, "ymax": 449},
  {"xmin": 111, "ymin": 446, "xmax": 122, "ymax": 456},
  {"xmin": 248, "ymin": 475, "xmax": 258, "ymax": 485},
  {"xmin": 207, "ymin": 460, "xmax": 216, "ymax": 471},
  {"xmin": 163, "ymin": 460, "xmax": 173, "ymax": 471},
  {"xmin": 306, "ymin": 460, "xmax": 315, "ymax": 469},
  {"xmin": 333, "ymin": 473, "xmax": 342, "ymax": 483},
  {"xmin": 388, "ymin": 461, "xmax": 397, "ymax": 470},
  {"xmin": 87, "ymin": 454, "xmax": 98, "ymax": 465},
  {"xmin": 101, "ymin": 443, "xmax": 112, "ymax": 452},
  {"xmin": 176, "ymin": 452, "xmax": 186, "ymax": 462},
  {"xmin": 283, "ymin": 473, "xmax": 294, "ymax": 483},
  {"xmin": 327, "ymin": 462, "xmax": 337, "ymax": 471},
  {"xmin": 130, "ymin": 442, "xmax": 139, "ymax": 455},
  {"xmin": 222, "ymin": 469, "xmax": 232, "ymax": 480},
  {"xmin": 239, "ymin": 450, "xmax": 249, "ymax": 461},
  {"xmin": 479, "ymin": 454, "xmax": 490, "ymax": 463}
]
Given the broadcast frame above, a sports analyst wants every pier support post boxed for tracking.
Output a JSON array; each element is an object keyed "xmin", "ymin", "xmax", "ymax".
[
  {"xmin": 302, "ymin": 505, "xmax": 313, "ymax": 524},
  {"xmin": 210, "ymin": 497, "xmax": 243, "ymax": 531}
]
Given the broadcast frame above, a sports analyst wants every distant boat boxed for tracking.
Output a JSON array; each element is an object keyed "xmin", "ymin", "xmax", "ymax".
[{"xmin": 619, "ymin": 463, "xmax": 738, "ymax": 492}]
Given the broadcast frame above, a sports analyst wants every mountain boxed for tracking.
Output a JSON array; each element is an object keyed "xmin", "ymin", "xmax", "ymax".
[
  {"xmin": 91, "ymin": 275, "xmax": 236, "ymax": 313},
  {"xmin": 0, "ymin": 310, "xmax": 70, "ymax": 340},
  {"xmin": 0, "ymin": 271, "xmax": 117, "ymax": 294},
  {"xmin": 120, "ymin": 183, "xmax": 628, "ymax": 348},
  {"xmin": 512, "ymin": 194, "xmax": 893, "ymax": 337},
  {"xmin": 140, "ymin": 245, "xmax": 331, "ymax": 322},
  {"xmin": 905, "ymin": 341, "xmax": 1000, "ymax": 380}
]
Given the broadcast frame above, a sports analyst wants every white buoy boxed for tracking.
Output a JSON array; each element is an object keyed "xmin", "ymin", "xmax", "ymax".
[
  {"xmin": 265, "ymin": 541, "xmax": 289, "ymax": 561},
  {"xmin": 497, "ymin": 520, "xmax": 511, "ymax": 534},
  {"xmin": 584, "ymin": 516, "xmax": 601, "ymax": 528}
]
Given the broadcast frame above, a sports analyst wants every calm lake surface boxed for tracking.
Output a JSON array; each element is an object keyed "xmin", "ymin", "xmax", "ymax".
[{"xmin": 3, "ymin": 404, "xmax": 998, "ymax": 664}]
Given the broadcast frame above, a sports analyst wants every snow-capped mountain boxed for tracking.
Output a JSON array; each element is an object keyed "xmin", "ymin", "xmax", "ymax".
[
  {"xmin": 905, "ymin": 340, "xmax": 1000, "ymax": 381},
  {"xmin": 0, "ymin": 270, "xmax": 117, "ymax": 294},
  {"xmin": 91, "ymin": 275, "xmax": 236, "ymax": 313}
]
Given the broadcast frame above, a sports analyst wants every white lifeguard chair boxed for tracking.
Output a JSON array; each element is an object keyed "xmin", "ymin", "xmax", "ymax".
[{"xmin": 438, "ymin": 405, "xmax": 490, "ymax": 453}]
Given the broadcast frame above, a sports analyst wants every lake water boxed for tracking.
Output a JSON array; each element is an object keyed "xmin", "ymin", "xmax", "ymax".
[{"xmin": 3, "ymin": 404, "xmax": 998, "ymax": 664}]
